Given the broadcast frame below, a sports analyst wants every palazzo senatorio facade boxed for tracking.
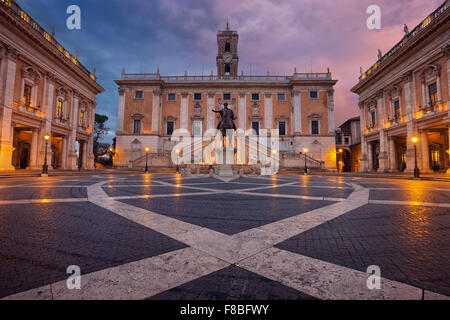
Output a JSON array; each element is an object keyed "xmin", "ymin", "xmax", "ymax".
[
  {"xmin": 114, "ymin": 25, "xmax": 338, "ymax": 170},
  {"xmin": 0, "ymin": 0, "xmax": 103, "ymax": 171},
  {"xmin": 352, "ymin": 1, "xmax": 450, "ymax": 174}
]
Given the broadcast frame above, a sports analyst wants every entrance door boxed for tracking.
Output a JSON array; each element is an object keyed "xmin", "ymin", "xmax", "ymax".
[
  {"xmin": 429, "ymin": 143, "xmax": 442, "ymax": 172},
  {"xmin": 19, "ymin": 142, "xmax": 31, "ymax": 169},
  {"xmin": 397, "ymin": 144, "xmax": 407, "ymax": 172}
]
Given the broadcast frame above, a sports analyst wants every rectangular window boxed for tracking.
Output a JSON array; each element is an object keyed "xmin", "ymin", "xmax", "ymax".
[
  {"xmin": 56, "ymin": 100, "xmax": 63, "ymax": 119},
  {"xmin": 336, "ymin": 135, "xmax": 342, "ymax": 145},
  {"xmin": 23, "ymin": 84, "xmax": 32, "ymax": 106},
  {"xmin": 193, "ymin": 120, "xmax": 202, "ymax": 136},
  {"xmin": 344, "ymin": 137, "xmax": 349, "ymax": 145},
  {"xmin": 393, "ymin": 100, "xmax": 400, "ymax": 119},
  {"xmin": 252, "ymin": 122, "xmax": 259, "ymax": 135},
  {"xmin": 193, "ymin": 93, "xmax": 202, "ymax": 101},
  {"xmin": 277, "ymin": 93, "xmax": 286, "ymax": 101},
  {"xmin": 135, "ymin": 91, "xmax": 144, "ymax": 99},
  {"xmin": 279, "ymin": 122, "xmax": 286, "ymax": 136},
  {"xmin": 251, "ymin": 93, "xmax": 260, "ymax": 101},
  {"xmin": 223, "ymin": 93, "xmax": 231, "ymax": 100},
  {"xmin": 309, "ymin": 91, "xmax": 318, "ymax": 99},
  {"xmin": 370, "ymin": 111, "xmax": 376, "ymax": 127},
  {"xmin": 79, "ymin": 111, "xmax": 85, "ymax": 127},
  {"xmin": 133, "ymin": 120, "xmax": 141, "ymax": 134},
  {"xmin": 167, "ymin": 121, "xmax": 174, "ymax": 135},
  {"xmin": 167, "ymin": 94, "xmax": 176, "ymax": 102},
  {"xmin": 311, "ymin": 120, "xmax": 319, "ymax": 135},
  {"xmin": 428, "ymin": 82, "xmax": 437, "ymax": 106}
]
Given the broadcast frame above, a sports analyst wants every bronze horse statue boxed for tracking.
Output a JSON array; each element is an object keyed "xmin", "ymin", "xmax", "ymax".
[{"xmin": 212, "ymin": 103, "xmax": 237, "ymax": 138}]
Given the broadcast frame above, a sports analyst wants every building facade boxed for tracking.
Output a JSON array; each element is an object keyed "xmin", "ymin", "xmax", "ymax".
[
  {"xmin": 335, "ymin": 116, "xmax": 361, "ymax": 172},
  {"xmin": 352, "ymin": 1, "xmax": 450, "ymax": 174},
  {"xmin": 115, "ymin": 25, "xmax": 338, "ymax": 170},
  {"xmin": 0, "ymin": 0, "xmax": 103, "ymax": 171}
]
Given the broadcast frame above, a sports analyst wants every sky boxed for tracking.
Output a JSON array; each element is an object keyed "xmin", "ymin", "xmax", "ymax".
[{"xmin": 16, "ymin": 0, "xmax": 444, "ymax": 143}]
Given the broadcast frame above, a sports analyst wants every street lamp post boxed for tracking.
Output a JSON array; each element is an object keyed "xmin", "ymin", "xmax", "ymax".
[
  {"xmin": 303, "ymin": 148, "xmax": 308, "ymax": 175},
  {"xmin": 109, "ymin": 148, "xmax": 115, "ymax": 168},
  {"xmin": 338, "ymin": 149, "xmax": 343, "ymax": 172},
  {"xmin": 145, "ymin": 147, "xmax": 150, "ymax": 173},
  {"xmin": 42, "ymin": 134, "xmax": 50, "ymax": 176},
  {"xmin": 412, "ymin": 137, "xmax": 420, "ymax": 179}
]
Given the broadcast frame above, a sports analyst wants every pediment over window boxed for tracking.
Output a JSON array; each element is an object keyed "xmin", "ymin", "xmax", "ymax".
[
  {"xmin": 131, "ymin": 113, "xmax": 144, "ymax": 120},
  {"xmin": 307, "ymin": 113, "xmax": 322, "ymax": 120},
  {"xmin": 165, "ymin": 115, "xmax": 177, "ymax": 122},
  {"xmin": 276, "ymin": 115, "xmax": 289, "ymax": 122},
  {"xmin": 21, "ymin": 66, "xmax": 41, "ymax": 85},
  {"xmin": 56, "ymin": 86, "xmax": 69, "ymax": 100},
  {"xmin": 422, "ymin": 63, "xmax": 441, "ymax": 79},
  {"xmin": 387, "ymin": 84, "xmax": 402, "ymax": 98},
  {"xmin": 131, "ymin": 139, "xmax": 141, "ymax": 144}
]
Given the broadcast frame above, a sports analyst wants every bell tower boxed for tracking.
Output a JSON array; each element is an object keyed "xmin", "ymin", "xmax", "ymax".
[{"xmin": 216, "ymin": 21, "xmax": 239, "ymax": 78}]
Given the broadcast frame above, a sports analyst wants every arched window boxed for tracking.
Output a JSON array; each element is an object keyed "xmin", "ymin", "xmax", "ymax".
[
  {"xmin": 225, "ymin": 42, "xmax": 231, "ymax": 53},
  {"xmin": 225, "ymin": 64, "xmax": 231, "ymax": 74}
]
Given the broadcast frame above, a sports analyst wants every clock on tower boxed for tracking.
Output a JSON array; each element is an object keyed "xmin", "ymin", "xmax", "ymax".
[{"xmin": 217, "ymin": 22, "xmax": 239, "ymax": 78}]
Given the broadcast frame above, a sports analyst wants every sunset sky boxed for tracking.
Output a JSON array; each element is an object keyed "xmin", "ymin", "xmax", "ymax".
[{"xmin": 17, "ymin": 0, "xmax": 444, "ymax": 142}]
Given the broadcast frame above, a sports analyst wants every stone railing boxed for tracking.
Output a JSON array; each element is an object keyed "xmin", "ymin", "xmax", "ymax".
[{"xmin": 121, "ymin": 72, "xmax": 332, "ymax": 82}]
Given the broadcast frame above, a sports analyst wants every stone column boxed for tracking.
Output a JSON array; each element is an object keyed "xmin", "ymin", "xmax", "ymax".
[
  {"xmin": 86, "ymin": 103, "xmax": 95, "ymax": 169},
  {"xmin": 28, "ymin": 128, "xmax": 39, "ymax": 169},
  {"xmin": 82, "ymin": 141, "xmax": 88, "ymax": 169},
  {"xmin": 403, "ymin": 72, "xmax": 416, "ymax": 172},
  {"xmin": 292, "ymin": 90, "xmax": 302, "ymax": 134},
  {"xmin": 152, "ymin": 89, "xmax": 161, "ymax": 133},
  {"xmin": 0, "ymin": 46, "xmax": 18, "ymax": 170},
  {"xmin": 61, "ymin": 135, "xmax": 67, "ymax": 169},
  {"xmin": 238, "ymin": 93, "xmax": 246, "ymax": 130},
  {"xmin": 67, "ymin": 90, "xmax": 79, "ymax": 170},
  {"xmin": 446, "ymin": 127, "xmax": 450, "ymax": 174},
  {"xmin": 420, "ymin": 130, "xmax": 430, "ymax": 173},
  {"xmin": 389, "ymin": 137, "xmax": 397, "ymax": 172},
  {"xmin": 367, "ymin": 142, "xmax": 374, "ymax": 172},
  {"xmin": 207, "ymin": 92, "xmax": 216, "ymax": 130},
  {"xmin": 116, "ymin": 88, "xmax": 126, "ymax": 133},
  {"xmin": 327, "ymin": 89, "xmax": 335, "ymax": 134},
  {"xmin": 377, "ymin": 90, "xmax": 388, "ymax": 172},
  {"xmin": 359, "ymin": 101, "xmax": 368, "ymax": 172},
  {"xmin": 41, "ymin": 72, "xmax": 56, "ymax": 169},
  {"xmin": 264, "ymin": 93, "xmax": 273, "ymax": 129},
  {"xmin": 180, "ymin": 93, "xmax": 189, "ymax": 130},
  {"xmin": 445, "ymin": 45, "xmax": 450, "ymax": 107}
]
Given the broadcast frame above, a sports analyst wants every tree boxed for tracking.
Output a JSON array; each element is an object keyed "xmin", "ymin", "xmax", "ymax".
[{"xmin": 93, "ymin": 113, "xmax": 111, "ymax": 164}]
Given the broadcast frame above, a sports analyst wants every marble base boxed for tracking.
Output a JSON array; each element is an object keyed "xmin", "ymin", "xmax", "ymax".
[{"xmin": 216, "ymin": 164, "xmax": 234, "ymax": 177}]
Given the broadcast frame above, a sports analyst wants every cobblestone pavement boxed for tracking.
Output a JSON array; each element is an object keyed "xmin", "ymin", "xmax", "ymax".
[{"xmin": 0, "ymin": 173, "xmax": 449, "ymax": 300}]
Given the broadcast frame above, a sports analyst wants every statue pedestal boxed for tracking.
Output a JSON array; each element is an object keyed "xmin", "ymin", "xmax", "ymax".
[
  {"xmin": 216, "ymin": 164, "xmax": 234, "ymax": 177},
  {"xmin": 215, "ymin": 146, "xmax": 235, "ymax": 177}
]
